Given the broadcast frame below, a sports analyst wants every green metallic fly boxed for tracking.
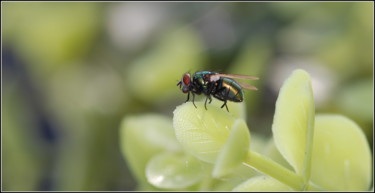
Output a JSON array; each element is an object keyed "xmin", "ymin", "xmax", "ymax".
[{"xmin": 177, "ymin": 71, "xmax": 259, "ymax": 112}]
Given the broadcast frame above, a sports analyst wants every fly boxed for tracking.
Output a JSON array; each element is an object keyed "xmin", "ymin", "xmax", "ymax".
[{"xmin": 177, "ymin": 71, "xmax": 259, "ymax": 112}]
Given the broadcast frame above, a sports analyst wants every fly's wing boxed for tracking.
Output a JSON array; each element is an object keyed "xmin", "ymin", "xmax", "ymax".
[
  {"xmin": 237, "ymin": 82, "xmax": 258, "ymax": 90},
  {"xmin": 208, "ymin": 73, "xmax": 259, "ymax": 90},
  {"xmin": 209, "ymin": 73, "xmax": 259, "ymax": 81}
]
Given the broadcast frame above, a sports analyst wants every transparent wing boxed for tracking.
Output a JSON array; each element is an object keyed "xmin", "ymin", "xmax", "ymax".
[
  {"xmin": 237, "ymin": 82, "xmax": 258, "ymax": 91},
  {"xmin": 210, "ymin": 74, "xmax": 259, "ymax": 81},
  {"xmin": 210, "ymin": 73, "xmax": 259, "ymax": 80},
  {"xmin": 206, "ymin": 73, "xmax": 259, "ymax": 90},
  {"xmin": 208, "ymin": 73, "xmax": 259, "ymax": 90}
]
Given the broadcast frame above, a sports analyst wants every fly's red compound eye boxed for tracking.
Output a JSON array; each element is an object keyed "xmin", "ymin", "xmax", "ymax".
[{"xmin": 183, "ymin": 73, "xmax": 191, "ymax": 85}]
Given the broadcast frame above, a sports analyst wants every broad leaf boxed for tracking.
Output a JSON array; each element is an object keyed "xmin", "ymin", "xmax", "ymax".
[
  {"xmin": 311, "ymin": 114, "xmax": 372, "ymax": 191},
  {"xmin": 173, "ymin": 99, "xmax": 244, "ymax": 163},
  {"xmin": 272, "ymin": 69, "xmax": 315, "ymax": 177}
]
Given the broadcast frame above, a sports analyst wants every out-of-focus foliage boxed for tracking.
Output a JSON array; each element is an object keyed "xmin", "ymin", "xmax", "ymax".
[
  {"xmin": 2, "ymin": 2, "xmax": 373, "ymax": 191},
  {"xmin": 125, "ymin": 27, "xmax": 206, "ymax": 104},
  {"xmin": 3, "ymin": 81, "xmax": 47, "ymax": 191}
]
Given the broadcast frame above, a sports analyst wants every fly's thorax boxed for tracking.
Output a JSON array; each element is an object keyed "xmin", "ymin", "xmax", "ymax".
[
  {"xmin": 194, "ymin": 71, "xmax": 219, "ymax": 82},
  {"xmin": 192, "ymin": 71, "xmax": 218, "ymax": 94},
  {"xmin": 193, "ymin": 75, "xmax": 205, "ymax": 87}
]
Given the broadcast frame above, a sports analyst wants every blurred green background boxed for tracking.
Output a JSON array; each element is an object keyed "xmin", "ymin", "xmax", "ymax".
[{"xmin": 2, "ymin": 2, "xmax": 373, "ymax": 191}]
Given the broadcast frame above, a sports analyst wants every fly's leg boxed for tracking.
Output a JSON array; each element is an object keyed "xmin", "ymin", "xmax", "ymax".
[
  {"xmin": 204, "ymin": 95, "xmax": 212, "ymax": 110},
  {"xmin": 185, "ymin": 92, "xmax": 197, "ymax": 108},
  {"xmin": 220, "ymin": 100, "xmax": 229, "ymax": 112},
  {"xmin": 185, "ymin": 92, "xmax": 190, "ymax": 103},
  {"xmin": 204, "ymin": 96, "xmax": 208, "ymax": 110},
  {"xmin": 192, "ymin": 93, "xmax": 197, "ymax": 108},
  {"xmin": 205, "ymin": 82, "xmax": 215, "ymax": 109},
  {"xmin": 220, "ymin": 87, "xmax": 230, "ymax": 112}
]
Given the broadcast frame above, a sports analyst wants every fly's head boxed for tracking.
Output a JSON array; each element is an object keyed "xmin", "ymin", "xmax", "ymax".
[{"xmin": 177, "ymin": 73, "xmax": 192, "ymax": 93}]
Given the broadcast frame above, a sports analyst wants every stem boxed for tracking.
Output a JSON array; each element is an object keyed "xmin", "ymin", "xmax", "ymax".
[{"xmin": 243, "ymin": 150, "xmax": 304, "ymax": 191}]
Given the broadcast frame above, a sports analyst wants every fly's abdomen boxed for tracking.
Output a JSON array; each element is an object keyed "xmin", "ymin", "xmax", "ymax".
[{"xmin": 214, "ymin": 78, "xmax": 244, "ymax": 102}]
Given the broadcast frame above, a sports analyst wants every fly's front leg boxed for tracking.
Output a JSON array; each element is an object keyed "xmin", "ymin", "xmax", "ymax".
[{"xmin": 185, "ymin": 92, "xmax": 190, "ymax": 103}]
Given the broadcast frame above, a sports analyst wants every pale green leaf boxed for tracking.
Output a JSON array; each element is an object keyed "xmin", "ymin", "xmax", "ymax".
[
  {"xmin": 146, "ymin": 152, "xmax": 203, "ymax": 189},
  {"xmin": 232, "ymin": 175, "xmax": 293, "ymax": 191},
  {"xmin": 120, "ymin": 114, "xmax": 181, "ymax": 184},
  {"xmin": 212, "ymin": 119, "xmax": 251, "ymax": 178},
  {"xmin": 311, "ymin": 114, "xmax": 372, "ymax": 191},
  {"xmin": 173, "ymin": 99, "xmax": 244, "ymax": 163},
  {"xmin": 272, "ymin": 69, "xmax": 315, "ymax": 176}
]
